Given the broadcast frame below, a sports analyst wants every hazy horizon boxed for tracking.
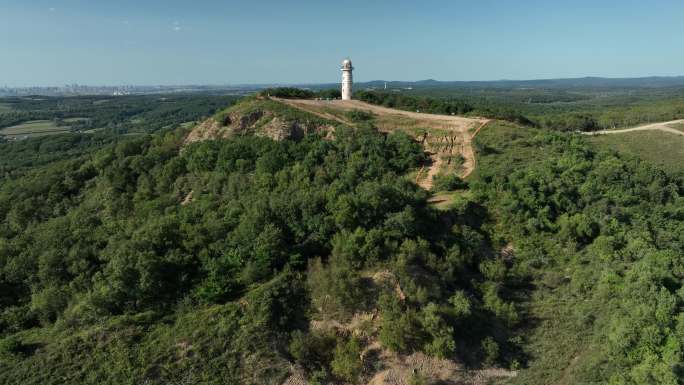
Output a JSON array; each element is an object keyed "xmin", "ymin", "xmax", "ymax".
[{"xmin": 6, "ymin": 75, "xmax": 684, "ymax": 89}]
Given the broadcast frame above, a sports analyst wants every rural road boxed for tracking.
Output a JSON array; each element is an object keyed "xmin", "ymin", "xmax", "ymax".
[
  {"xmin": 583, "ymin": 119, "xmax": 684, "ymax": 136},
  {"xmin": 275, "ymin": 98, "xmax": 488, "ymax": 189}
]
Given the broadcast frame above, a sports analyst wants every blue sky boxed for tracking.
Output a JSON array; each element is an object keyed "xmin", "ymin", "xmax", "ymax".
[{"xmin": 1, "ymin": 0, "xmax": 683, "ymax": 86}]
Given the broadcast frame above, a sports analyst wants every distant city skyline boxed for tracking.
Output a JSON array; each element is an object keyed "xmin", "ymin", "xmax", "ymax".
[{"xmin": 2, "ymin": 0, "xmax": 684, "ymax": 87}]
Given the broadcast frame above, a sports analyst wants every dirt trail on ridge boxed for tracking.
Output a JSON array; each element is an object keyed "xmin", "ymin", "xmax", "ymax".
[
  {"xmin": 583, "ymin": 119, "xmax": 684, "ymax": 136},
  {"xmin": 276, "ymin": 98, "xmax": 489, "ymax": 189}
]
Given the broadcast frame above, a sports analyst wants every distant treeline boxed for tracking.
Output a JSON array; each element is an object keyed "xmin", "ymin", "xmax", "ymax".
[
  {"xmin": 355, "ymin": 91, "xmax": 535, "ymax": 126},
  {"xmin": 260, "ymin": 87, "xmax": 341, "ymax": 100}
]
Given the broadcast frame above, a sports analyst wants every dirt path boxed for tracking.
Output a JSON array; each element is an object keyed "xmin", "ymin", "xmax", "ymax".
[
  {"xmin": 462, "ymin": 120, "xmax": 489, "ymax": 178},
  {"xmin": 274, "ymin": 98, "xmax": 356, "ymax": 127},
  {"xmin": 583, "ymin": 119, "xmax": 684, "ymax": 136},
  {"xmin": 276, "ymin": 98, "xmax": 488, "ymax": 189}
]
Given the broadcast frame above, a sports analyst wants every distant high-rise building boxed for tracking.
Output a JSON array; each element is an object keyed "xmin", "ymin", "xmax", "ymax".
[{"xmin": 341, "ymin": 58, "xmax": 353, "ymax": 100}]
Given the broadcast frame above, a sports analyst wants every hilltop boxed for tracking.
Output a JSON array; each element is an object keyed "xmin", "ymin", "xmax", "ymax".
[
  {"xmin": 187, "ymin": 96, "xmax": 488, "ymax": 190},
  {"xmin": 1, "ymin": 89, "xmax": 684, "ymax": 385}
]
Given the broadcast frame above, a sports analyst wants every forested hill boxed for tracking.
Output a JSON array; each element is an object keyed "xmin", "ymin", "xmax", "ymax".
[{"xmin": 0, "ymin": 94, "xmax": 683, "ymax": 385}]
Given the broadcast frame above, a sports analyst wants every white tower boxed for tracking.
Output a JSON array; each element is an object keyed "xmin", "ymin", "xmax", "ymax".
[{"xmin": 341, "ymin": 58, "xmax": 353, "ymax": 100}]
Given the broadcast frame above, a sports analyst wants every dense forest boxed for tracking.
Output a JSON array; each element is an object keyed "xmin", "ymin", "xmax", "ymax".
[
  {"xmin": 471, "ymin": 123, "xmax": 684, "ymax": 384},
  {"xmin": 0, "ymin": 102, "xmax": 521, "ymax": 383},
  {"xmin": 355, "ymin": 90, "xmax": 535, "ymax": 126},
  {"xmin": 1, "ymin": 92, "xmax": 684, "ymax": 384}
]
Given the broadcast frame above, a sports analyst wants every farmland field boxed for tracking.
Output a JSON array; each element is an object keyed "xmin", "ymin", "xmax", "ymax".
[
  {"xmin": 0, "ymin": 120, "xmax": 71, "ymax": 138},
  {"xmin": 587, "ymin": 130, "xmax": 684, "ymax": 174}
]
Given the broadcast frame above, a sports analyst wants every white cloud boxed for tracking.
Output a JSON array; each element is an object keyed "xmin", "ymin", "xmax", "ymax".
[{"xmin": 49, "ymin": 7, "xmax": 55, "ymax": 12}]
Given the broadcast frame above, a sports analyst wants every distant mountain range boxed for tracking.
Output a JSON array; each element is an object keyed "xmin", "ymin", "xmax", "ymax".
[
  {"xmin": 4, "ymin": 76, "xmax": 684, "ymax": 97},
  {"xmin": 352, "ymin": 76, "xmax": 684, "ymax": 90}
]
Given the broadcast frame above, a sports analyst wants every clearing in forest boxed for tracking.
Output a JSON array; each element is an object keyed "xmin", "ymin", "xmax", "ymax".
[
  {"xmin": 275, "ymin": 98, "xmax": 489, "ymax": 190},
  {"xmin": 0, "ymin": 120, "xmax": 72, "ymax": 138},
  {"xmin": 587, "ymin": 129, "xmax": 684, "ymax": 174}
]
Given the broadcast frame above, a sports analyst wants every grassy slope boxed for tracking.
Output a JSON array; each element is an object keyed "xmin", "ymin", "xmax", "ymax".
[
  {"xmin": 472, "ymin": 123, "xmax": 608, "ymax": 385},
  {"xmin": 214, "ymin": 98, "xmax": 336, "ymax": 128},
  {"xmin": 0, "ymin": 274, "xmax": 298, "ymax": 385},
  {"xmin": 587, "ymin": 131, "xmax": 684, "ymax": 175}
]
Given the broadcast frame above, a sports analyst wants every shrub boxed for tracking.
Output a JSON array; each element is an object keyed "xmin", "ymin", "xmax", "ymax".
[
  {"xmin": 0, "ymin": 335, "xmax": 22, "ymax": 359},
  {"xmin": 378, "ymin": 292, "xmax": 422, "ymax": 353},
  {"xmin": 346, "ymin": 110, "xmax": 374, "ymax": 123},
  {"xmin": 331, "ymin": 336, "xmax": 362, "ymax": 383},
  {"xmin": 481, "ymin": 336, "xmax": 500, "ymax": 366},
  {"xmin": 420, "ymin": 303, "xmax": 456, "ymax": 359},
  {"xmin": 288, "ymin": 329, "xmax": 336, "ymax": 371},
  {"xmin": 316, "ymin": 89, "xmax": 341, "ymax": 99},
  {"xmin": 482, "ymin": 283, "xmax": 519, "ymax": 327},
  {"xmin": 30, "ymin": 286, "xmax": 68, "ymax": 324},
  {"xmin": 449, "ymin": 291, "xmax": 472, "ymax": 318},
  {"xmin": 432, "ymin": 173, "xmax": 467, "ymax": 191},
  {"xmin": 307, "ymin": 254, "xmax": 366, "ymax": 319},
  {"xmin": 0, "ymin": 305, "xmax": 37, "ymax": 334},
  {"xmin": 260, "ymin": 87, "xmax": 315, "ymax": 99}
]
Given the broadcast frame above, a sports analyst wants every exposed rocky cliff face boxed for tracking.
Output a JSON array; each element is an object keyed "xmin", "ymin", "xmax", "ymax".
[{"xmin": 184, "ymin": 99, "xmax": 336, "ymax": 145}]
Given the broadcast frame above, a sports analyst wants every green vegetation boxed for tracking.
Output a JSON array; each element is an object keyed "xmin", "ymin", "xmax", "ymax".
[
  {"xmin": 0, "ymin": 120, "xmax": 71, "ymax": 138},
  {"xmin": 0, "ymin": 94, "xmax": 237, "ymax": 134},
  {"xmin": 0, "ymin": 95, "xmax": 237, "ymax": 177},
  {"xmin": 346, "ymin": 109, "xmax": 374, "ymax": 123},
  {"xmin": 214, "ymin": 97, "xmax": 332, "ymax": 128},
  {"xmin": 2, "ymin": 89, "xmax": 684, "ymax": 384},
  {"xmin": 260, "ymin": 87, "xmax": 316, "ymax": 99},
  {"xmin": 359, "ymin": 85, "xmax": 684, "ymax": 132},
  {"xmin": 0, "ymin": 97, "xmax": 522, "ymax": 384},
  {"xmin": 259, "ymin": 87, "xmax": 341, "ymax": 100},
  {"xmin": 471, "ymin": 122, "xmax": 684, "ymax": 384},
  {"xmin": 433, "ymin": 173, "xmax": 467, "ymax": 192},
  {"xmin": 588, "ymin": 131, "xmax": 684, "ymax": 175},
  {"xmin": 331, "ymin": 336, "xmax": 363, "ymax": 383},
  {"xmin": 0, "ymin": 133, "xmax": 121, "ymax": 178},
  {"xmin": 669, "ymin": 122, "xmax": 684, "ymax": 133},
  {"xmin": 355, "ymin": 90, "xmax": 535, "ymax": 126}
]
